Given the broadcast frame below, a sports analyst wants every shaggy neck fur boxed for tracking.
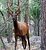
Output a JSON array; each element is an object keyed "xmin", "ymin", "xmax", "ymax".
[{"xmin": 12, "ymin": 17, "xmax": 18, "ymax": 31}]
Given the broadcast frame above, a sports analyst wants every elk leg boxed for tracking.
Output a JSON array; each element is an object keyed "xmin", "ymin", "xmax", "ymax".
[
  {"xmin": 15, "ymin": 36, "xmax": 17, "ymax": 50},
  {"xmin": 27, "ymin": 34, "xmax": 30, "ymax": 50},
  {"xmin": 22, "ymin": 36, "xmax": 27, "ymax": 49}
]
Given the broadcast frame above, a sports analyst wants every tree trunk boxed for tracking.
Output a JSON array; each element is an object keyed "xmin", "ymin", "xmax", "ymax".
[
  {"xmin": 34, "ymin": 19, "xmax": 40, "ymax": 36},
  {"xmin": 38, "ymin": 18, "xmax": 39, "ymax": 36},
  {"xmin": 17, "ymin": 0, "xmax": 21, "ymax": 21},
  {"xmin": 24, "ymin": 0, "xmax": 29, "ymax": 24},
  {"xmin": 34, "ymin": 19, "xmax": 38, "ymax": 36},
  {"xmin": 41, "ymin": 0, "xmax": 46, "ymax": 50},
  {"xmin": 34, "ymin": 21, "xmax": 37, "ymax": 35}
]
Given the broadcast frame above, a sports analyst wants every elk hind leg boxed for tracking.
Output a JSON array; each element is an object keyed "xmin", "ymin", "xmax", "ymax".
[
  {"xmin": 27, "ymin": 33, "xmax": 30, "ymax": 50},
  {"xmin": 22, "ymin": 36, "xmax": 27, "ymax": 49}
]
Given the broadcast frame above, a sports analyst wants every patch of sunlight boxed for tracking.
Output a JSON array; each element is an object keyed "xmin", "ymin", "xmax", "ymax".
[
  {"xmin": 0, "ymin": 2, "xmax": 4, "ymax": 11},
  {"xmin": 29, "ymin": 0, "xmax": 32, "ymax": 4},
  {"xmin": 0, "ymin": 3, "xmax": 3, "ymax": 10}
]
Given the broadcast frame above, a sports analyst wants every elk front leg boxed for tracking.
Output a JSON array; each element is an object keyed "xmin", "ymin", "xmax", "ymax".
[{"xmin": 15, "ymin": 35, "xmax": 17, "ymax": 50}]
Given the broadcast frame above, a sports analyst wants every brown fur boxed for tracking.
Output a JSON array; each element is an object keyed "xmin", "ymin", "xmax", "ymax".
[
  {"xmin": 12, "ymin": 17, "xmax": 30, "ymax": 50},
  {"xmin": 13, "ymin": 21, "xmax": 29, "ymax": 36}
]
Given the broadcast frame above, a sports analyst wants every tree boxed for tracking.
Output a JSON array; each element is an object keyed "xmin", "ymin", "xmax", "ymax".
[
  {"xmin": 17, "ymin": 0, "xmax": 21, "ymax": 21},
  {"xmin": 24, "ymin": 0, "xmax": 29, "ymax": 24},
  {"xmin": 41, "ymin": 0, "xmax": 46, "ymax": 50},
  {"xmin": 30, "ymin": 0, "xmax": 40, "ymax": 36}
]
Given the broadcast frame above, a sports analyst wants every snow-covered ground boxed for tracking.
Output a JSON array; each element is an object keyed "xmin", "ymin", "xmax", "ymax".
[{"xmin": 0, "ymin": 36, "xmax": 41, "ymax": 50}]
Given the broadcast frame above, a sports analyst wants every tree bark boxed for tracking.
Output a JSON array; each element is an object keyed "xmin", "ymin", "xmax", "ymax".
[
  {"xmin": 38, "ymin": 18, "xmax": 39, "ymax": 36},
  {"xmin": 34, "ymin": 19, "xmax": 40, "ymax": 36},
  {"xmin": 17, "ymin": 0, "xmax": 21, "ymax": 21},
  {"xmin": 34, "ymin": 19, "xmax": 38, "ymax": 36},
  {"xmin": 41, "ymin": 0, "xmax": 46, "ymax": 50}
]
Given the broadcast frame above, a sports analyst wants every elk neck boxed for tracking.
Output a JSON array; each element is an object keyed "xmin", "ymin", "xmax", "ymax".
[{"xmin": 12, "ymin": 17, "xmax": 18, "ymax": 30}]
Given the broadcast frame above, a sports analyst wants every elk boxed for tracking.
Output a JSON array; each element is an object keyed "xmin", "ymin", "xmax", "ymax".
[{"xmin": 8, "ymin": 8, "xmax": 30, "ymax": 50}]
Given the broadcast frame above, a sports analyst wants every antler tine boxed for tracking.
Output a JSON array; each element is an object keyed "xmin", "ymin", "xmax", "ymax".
[{"xmin": 15, "ymin": 8, "xmax": 21, "ymax": 16}]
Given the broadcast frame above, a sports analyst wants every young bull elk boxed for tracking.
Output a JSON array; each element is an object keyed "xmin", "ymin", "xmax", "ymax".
[
  {"xmin": 8, "ymin": 8, "xmax": 30, "ymax": 50},
  {"xmin": 0, "ymin": 9, "xmax": 30, "ymax": 50},
  {"xmin": 12, "ymin": 16, "xmax": 30, "ymax": 50}
]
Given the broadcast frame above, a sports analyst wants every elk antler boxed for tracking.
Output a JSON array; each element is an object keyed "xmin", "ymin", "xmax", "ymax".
[
  {"xmin": 15, "ymin": 7, "xmax": 21, "ymax": 16},
  {"xmin": 7, "ymin": 7, "xmax": 13, "ymax": 17},
  {"xmin": 7, "ymin": 7, "xmax": 21, "ymax": 17}
]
